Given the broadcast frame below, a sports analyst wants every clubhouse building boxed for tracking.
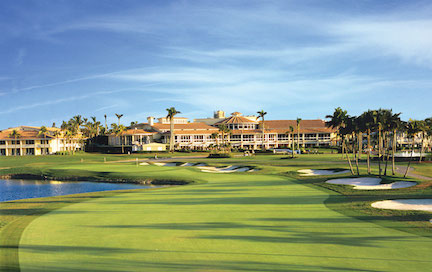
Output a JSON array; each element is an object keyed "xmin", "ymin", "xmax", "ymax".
[
  {"xmin": 0, "ymin": 126, "xmax": 83, "ymax": 156},
  {"xmin": 112, "ymin": 111, "xmax": 337, "ymax": 151}
]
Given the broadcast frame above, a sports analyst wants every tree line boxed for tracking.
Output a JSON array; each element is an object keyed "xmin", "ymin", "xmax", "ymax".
[{"xmin": 326, "ymin": 107, "xmax": 432, "ymax": 178}]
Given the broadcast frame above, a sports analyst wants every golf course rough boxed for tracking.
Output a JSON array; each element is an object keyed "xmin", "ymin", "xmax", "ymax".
[{"xmin": 17, "ymin": 169, "xmax": 432, "ymax": 272}]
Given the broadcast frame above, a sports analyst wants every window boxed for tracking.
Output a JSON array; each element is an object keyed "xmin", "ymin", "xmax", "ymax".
[
  {"xmin": 40, "ymin": 140, "xmax": 49, "ymax": 145},
  {"xmin": 278, "ymin": 134, "xmax": 289, "ymax": 141},
  {"xmin": 0, "ymin": 149, "xmax": 5, "ymax": 156},
  {"xmin": 243, "ymin": 135, "xmax": 254, "ymax": 141},
  {"xmin": 0, "ymin": 141, "xmax": 5, "ymax": 145},
  {"xmin": 157, "ymin": 147, "xmax": 163, "ymax": 151},
  {"xmin": 11, "ymin": 140, "xmax": 20, "ymax": 145},
  {"xmin": 26, "ymin": 140, "xmax": 35, "ymax": 145},
  {"xmin": 231, "ymin": 135, "xmax": 241, "ymax": 140},
  {"xmin": 26, "ymin": 148, "xmax": 35, "ymax": 155},
  {"xmin": 180, "ymin": 135, "xmax": 190, "ymax": 142},
  {"xmin": 193, "ymin": 135, "xmax": 204, "ymax": 142}
]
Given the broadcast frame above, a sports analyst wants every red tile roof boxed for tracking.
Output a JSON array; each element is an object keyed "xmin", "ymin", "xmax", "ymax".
[{"xmin": 216, "ymin": 116, "xmax": 257, "ymax": 124}]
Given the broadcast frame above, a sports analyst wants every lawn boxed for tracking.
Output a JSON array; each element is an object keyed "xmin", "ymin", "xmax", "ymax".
[{"xmin": 1, "ymin": 153, "xmax": 431, "ymax": 271}]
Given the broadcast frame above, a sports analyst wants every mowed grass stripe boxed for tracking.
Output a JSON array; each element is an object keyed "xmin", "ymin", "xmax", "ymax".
[{"xmin": 17, "ymin": 168, "xmax": 432, "ymax": 272}]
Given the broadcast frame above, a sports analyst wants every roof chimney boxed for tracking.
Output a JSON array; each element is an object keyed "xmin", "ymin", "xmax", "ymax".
[{"xmin": 147, "ymin": 116, "xmax": 154, "ymax": 126}]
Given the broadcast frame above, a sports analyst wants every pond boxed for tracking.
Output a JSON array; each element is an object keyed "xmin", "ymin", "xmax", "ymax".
[{"xmin": 0, "ymin": 179, "xmax": 159, "ymax": 202}]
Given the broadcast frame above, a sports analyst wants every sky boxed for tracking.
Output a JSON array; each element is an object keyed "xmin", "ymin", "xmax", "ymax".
[{"xmin": 1, "ymin": 0, "xmax": 432, "ymax": 129}]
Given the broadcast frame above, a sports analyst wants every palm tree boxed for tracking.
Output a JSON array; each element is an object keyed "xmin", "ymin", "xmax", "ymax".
[
  {"xmin": 359, "ymin": 110, "xmax": 375, "ymax": 174},
  {"xmin": 115, "ymin": 113, "xmax": 123, "ymax": 126},
  {"xmin": 340, "ymin": 116, "xmax": 356, "ymax": 175},
  {"xmin": 104, "ymin": 114, "xmax": 108, "ymax": 132},
  {"xmin": 9, "ymin": 129, "xmax": 21, "ymax": 156},
  {"xmin": 38, "ymin": 126, "xmax": 48, "ymax": 155},
  {"xmin": 111, "ymin": 123, "xmax": 126, "ymax": 154},
  {"xmin": 326, "ymin": 107, "xmax": 348, "ymax": 156},
  {"xmin": 257, "ymin": 110, "xmax": 267, "ymax": 150},
  {"xmin": 418, "ymin": 120, "xmax": 428, "ymax": 162},
  {"xmin": 211, "ymin": 132, "xmax": 219, "ymax": 150},
  {"xmin": 296, "ymin": 117, "xmax": 302, "ymax": 151},
  {"xmin": 287, "ymin": 126, "xmax": 295, "ymax": 158},
  {"xmin": 404, "ymin": 120, "xmax": 421, "ymax": 177},
  {"xmin": 388, "ymin": 113, "xmax": 402, "ymax": 175},
  {"xmin": 166, "ymin": 107, "xmax": 180, "ymax": 152},
  {"xmin": 218, "ymin": 124, "xmax": 232, "ymax": 152}
]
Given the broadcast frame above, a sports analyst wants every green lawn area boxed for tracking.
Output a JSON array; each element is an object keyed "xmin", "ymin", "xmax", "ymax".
[{"xmin": 1, "ymin": 153, "xmax": 431, "ymax": 271}]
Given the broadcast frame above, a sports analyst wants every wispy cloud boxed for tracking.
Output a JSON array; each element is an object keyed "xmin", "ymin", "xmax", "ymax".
[
  {"xmin": 15, "ymin": 48, "xmax": 26, "ymax": 66},
  {"xmin": 330, "ymin": 19, "xmax": 432, "ymax": 67}
]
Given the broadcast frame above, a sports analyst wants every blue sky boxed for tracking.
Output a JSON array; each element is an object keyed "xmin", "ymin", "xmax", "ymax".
[{"xmin": 1, "ymin": 0, "xmax": 432, "ymax": 128}]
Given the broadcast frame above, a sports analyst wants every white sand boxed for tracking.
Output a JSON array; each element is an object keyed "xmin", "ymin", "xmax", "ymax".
[
  {"xmin": 326, "ymin": 177, "xmax": 416, "ymax": 190},
  {"xmin": 197, "ymin": 165, "xmax": 252, "ymax": 173},
  {"xmin": 298, "ymin": 169, "xmax": 350, "ymax": 176},
  {"xmin": 139, "ymin": 162, "xmax": 149, "ymax": 166},
  {"xmin": 372, "ymin": 199, "xmax": 432, "ymax": 212},
  {"xmin": 372, "ymin": 199, "xmax": 432, "ymax": 224},
  {"xmin": 180, "ymin": 163, "xmax": 195, "ymax": 167},
  {"xmin": 148, "ymin": 162, "xmax": 254, "ymax": 173},
  {"xmin": 153, "ymin": 162, "xmax": 178, "ymax": 167}
]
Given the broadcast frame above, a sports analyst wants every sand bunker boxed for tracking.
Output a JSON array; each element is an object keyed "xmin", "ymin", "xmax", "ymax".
[
  {"xmin": 326, "ymin": 177, "xmax": 416, "ymax": 190},
  {"xmin": 153, "ymin": 162, "xmax": 178, "ymax": 167},
  {"xmin": 298, "ymin": 169, "xmax": 350, "ymax": 176},
  {"xmin": 372, "ymin": 199, "xmax": 432, "ymax": 224},
  {"xmin": 372, "ymin": 199, "xmax": 432, "ymax": 212},
  {"xmin": 145, "ymin": 162, "xmax": 255, "ymax": 173},
  {"xmin": 197, "ymin": 165, "xmax": 253, "ymax": 173}
]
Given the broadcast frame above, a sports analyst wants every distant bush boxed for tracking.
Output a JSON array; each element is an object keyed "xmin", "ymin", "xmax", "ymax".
[{"xmin": 208, "ymin": 153, "xmax": 231, "ymax": 158}]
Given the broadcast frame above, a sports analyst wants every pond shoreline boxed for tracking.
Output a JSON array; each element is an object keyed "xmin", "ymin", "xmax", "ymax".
[{"xmin": 0, "ymin": 174, "xmax": 191, "ymax": 186}]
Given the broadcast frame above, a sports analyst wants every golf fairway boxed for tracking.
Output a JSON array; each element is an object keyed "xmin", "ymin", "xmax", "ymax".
[{"xmin": 18, "ymin": 171, "xmax": 432, "ymax": 272}]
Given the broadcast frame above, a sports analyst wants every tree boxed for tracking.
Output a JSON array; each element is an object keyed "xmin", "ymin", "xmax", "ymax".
[
  {"xmin": 404, "ymin": 120, "xmax": 421, "ymax": 178},
  {"xmin": 257, "ymin": 110, "xmax": 267, "ymax": 150},
  {"xmin": 388, "ymin": 113, "xmax": 402, "ymax": 175},
  {"xmin": 418, "ymin": 120, "xmax": 428, "ymax": 162},
  {"xmin": 211, "ymin": 132, "xmax": 219, "ymax": 150},
  {"xmin": 296, "ymin": 117, "xmax": 302, "ymax": 151},
  {"xmin": 359, "ymin": 110, "xmax": 374, "ymax": 174},
  {"xmin": 218, "ymin": 124, "xmax": 231, "ymax": 152},
  {"xmin": 286, "ymin": 126, "xmax": 295, "ymax": 158},
  {"xmin": 104, "ymin": 114, "xmax": 108, "ymax": 132},
  {"xmin": 326, "ymin": 107, "xmax": 348, "ymax": 156},
  {"xmin": 38, "ymin": 126, "xmax": 49, "ymax": 155},
  {"xmin": 166, "ymin": 107, "xmax": 180, "ymax": 152},
  {"xmin": 115, "ymin": 113, "xmax": 123, "ymax": 126},
  {"xmin": 111, "ymin": 123, "xmax": 126, "ymax": 154},
  {"xmin": 9, "ymin": 129, "xmax": 21, "ymax": 156}
]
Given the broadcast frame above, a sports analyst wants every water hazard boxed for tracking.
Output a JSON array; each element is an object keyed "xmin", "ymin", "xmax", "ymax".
[{"xmin": 0, "ymin": 179, "xmax": 159, "ymax": 202}]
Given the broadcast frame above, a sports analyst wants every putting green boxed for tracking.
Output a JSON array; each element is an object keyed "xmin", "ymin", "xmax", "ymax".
[{"xmin": 18, "ymin": 170, "xmax": 432, "ymax": 272}]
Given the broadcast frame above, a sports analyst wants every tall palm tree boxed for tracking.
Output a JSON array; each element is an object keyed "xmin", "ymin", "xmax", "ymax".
[
  {"xmin": 296, "ymin": 117, "xmax": 302, "ymax": 151},
  {"xmin": 115, "ymin": 113, "xmax": 123, "ymax": 126},
  {"xmin": 418, "ymin": 120, "xmax": 428, "ymax": 162},
  {"xmin": 287, "ymin": 126, "xmax": 295, "ymax": 158},
  {"xmin": 38, "ymin": 126, "xmax": 48, "ymax": 155},
  {"xmin": 257, "ymin": 110, "xmax": 267, "ymax": 150},
  {"xmin": 326, "ymin": 107, "xmax": 348, "ymax": 156},
  {"xmin": 218, "ymin": 124, "xmax": 232, "ymax": 152},
  {"xmin": 166, "ymin": 107, "xmax": 180, "ymax": 152},
  {"xmin": 104, "ymin": 114, "xmax": 108, "ymax": 132},
  {"xmin": 211, "ymin": 132, "xmax": 219, "ymax": 150},
  {"xmin": 404, "ymin": 120, "xmax": 421, "ymax": 177},
  {"xmin": 9, "ymin": 129, "xmax": 21, "ymax": 156},
  {"xmin": 388, "ymin": 113, "xmax": 402, "ymax": 175},
  {"xmin": 359, "ymin": 110, "xmax": 374, "ymax": 174}
]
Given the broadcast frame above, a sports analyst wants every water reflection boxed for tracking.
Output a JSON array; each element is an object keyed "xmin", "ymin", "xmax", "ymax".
[{"xmin": 0, "ymin": 179, "xmax": 159, "ymax": 202}]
